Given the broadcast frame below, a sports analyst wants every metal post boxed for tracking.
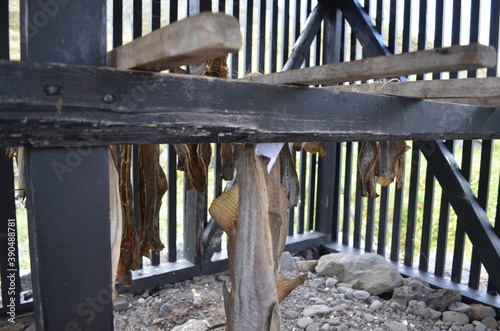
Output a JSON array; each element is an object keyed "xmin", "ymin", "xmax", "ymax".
[{"xmin": 21, "ymin": 1, "xmax": 113, "ymax": 329}]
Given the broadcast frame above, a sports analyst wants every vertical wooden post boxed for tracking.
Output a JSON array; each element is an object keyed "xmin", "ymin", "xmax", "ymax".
[{"xmin": 21, "ymin": 1, "xmax": 113, "ymax": 330}]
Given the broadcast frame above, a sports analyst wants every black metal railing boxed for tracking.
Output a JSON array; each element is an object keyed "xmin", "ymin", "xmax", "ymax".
[{"xmin": 1, "ymin": 0, "xmax": 498, "ymax": 318}]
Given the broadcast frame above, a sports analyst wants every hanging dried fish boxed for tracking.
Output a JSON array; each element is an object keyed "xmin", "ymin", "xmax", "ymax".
[
  {"xmin": 138, "ymin": 145, "xmax": 168, "ymax": 258},
  {"xmin": 174, "ymin": 143, "xmax": 211, "ymax": 192},
  {"xmin": 358, "ymin": 141, "xmax": 381, "ymax": 198},
  {"xmin": 220, "ymin": 143, "xmax": 235, "ymax": 180},
  {"xmin": 209, "ymin": 144, "xmax": 305, "ymax": 331},
  {"xmin": 111, "ymin": 145, "xmax": 141, "ymax": 287},
  {"xmin": 291, "ymin": 142, "xmax": 327, "ymax": 157},
  {"xmin": 376, "ymin": 141, "xmax": 409, "ymax": 188}
]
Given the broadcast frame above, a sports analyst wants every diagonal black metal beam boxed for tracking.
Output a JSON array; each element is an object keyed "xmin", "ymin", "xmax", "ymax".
[
  {"xmin": 283, "ymin": 0, "xmax": 329, "ymax": 71},
  {"xmin": 418, "ymin": 140, "xmax": 500, "ymax": 292}
]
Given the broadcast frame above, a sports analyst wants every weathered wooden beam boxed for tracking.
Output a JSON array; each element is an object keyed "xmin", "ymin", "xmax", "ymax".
[
  {"xmin": 0, "ymin": 60, "xmax": 498, "ymax": 147},
  {"xmin": 106, "ymin": 12, "xmax": 241, "ymax": 71},
  {"xmin": 325, "ymin": 78, "xmax": 500, "ymax": 108},
  {"xmin": 250, "ymin": 44, "xmax": 496, "ymax": 86}
]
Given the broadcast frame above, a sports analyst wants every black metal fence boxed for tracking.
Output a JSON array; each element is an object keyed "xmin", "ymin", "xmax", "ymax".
[{"xmin": 1, "ymin": 0, "xmax": 499, "ymax": 319}]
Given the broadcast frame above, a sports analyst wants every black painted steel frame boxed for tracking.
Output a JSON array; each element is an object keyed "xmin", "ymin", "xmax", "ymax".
[{"xmin": 0, "ymin": 0, "xmax": 499, "ymax": 329}]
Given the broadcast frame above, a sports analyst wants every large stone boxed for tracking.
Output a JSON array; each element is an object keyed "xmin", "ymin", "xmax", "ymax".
[
  {"xmin": 303, "ymin": 304, "xmax": 331, "ymax": 317},
  {"xmin": 279, "ymin": 251, "xmax": 298, "ymax": 273},
  {"xmin": 442, "ymin": 311, "xmax": 470, "ymax": 325},
  {"xmin": 391, "ymin": 283, "xmax": 460, "ymax": 311},
  {"xmin": 315, "ymin": 252, "xmax": 403, "ymax": 295},
  {"xmin": 383, "ymin": 320, "xmax": 407, "ymax": 331},
  {"xmin": 171, "ymin": 319, "xmax": 209, "ymax": 331},
  {"xmin": 465, "ymin": 303, "xmax": 496, "ymax": 321}
]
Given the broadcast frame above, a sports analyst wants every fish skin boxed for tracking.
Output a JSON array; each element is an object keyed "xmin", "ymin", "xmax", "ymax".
[
  {"xmin": 227, "ymin": 144, "xmax": 279, "ymax": 331},
  {"xmin": 358, "ymin": 141, "xmax": 381, "ymax": 198}
]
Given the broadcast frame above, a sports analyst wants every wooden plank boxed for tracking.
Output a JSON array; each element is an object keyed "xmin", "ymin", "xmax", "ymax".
[
  {"xmin": 324, "ymin": 77, "xmax": 500, "ymax": 98},
  {"xmin": 0, "ymin": 60, "xmax": 499, "ymax": 147},
  {"xmin": 325, "ymin": 78, "xmax": 500, "ymax": 107},
  {"xmin": 249, "ymin": 44, "xmax": 496, "ymax": 85},
  {"xmin": 106, "ymin": 12, "xmax": 241, "ymax": 71}
]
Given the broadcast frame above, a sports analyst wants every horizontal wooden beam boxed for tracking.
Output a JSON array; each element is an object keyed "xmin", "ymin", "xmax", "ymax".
[
  {"xmin": 0, "ymin": 60, "xmax": 498, "ymax": 147},
  {"xmin": 250, "ymin": 44, "xmax": 496, "ymax": 86},
  {"xmin": 106, "ymin": 12, "xmax": 241, "ymax": 71},
  {"xmin": 325, "ymin": 77, "xmax": 500, "ymax": 108}
]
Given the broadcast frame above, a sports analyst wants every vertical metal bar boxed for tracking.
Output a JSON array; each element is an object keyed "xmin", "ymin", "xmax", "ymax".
[
  {"xmin": 487, "ymin": 0, "xmax": 500, "ymax": 77},
  {"xmin": 22, "ymin": 1, "xmax": 112, "ymax": 329},
  {"xmin": 435, "ymin": 140, "xmax": 453, "ymax": 277},
  {"xmin": 388, "ymin": 0, "xmax": 397, "ymax": 54},
  {"xmin": 113, "ymin": 0, "xmax": 123, "ymax": 48},
  {"xmin": 0, "ymin": 0, "xmax": 8, "ymax": 60},
  {"xmin": 375, "ymin": 0, "xmax": 383, "ymax": 32},
  {"xmin": 416, "ymin": 0, "xmax": 427, "ymax": 81},
  {"xmin": 390, "ymin": 159, "xmax": 405, "ymax": 262},
  {"xmin": 491, "ymin": 172, "xmax": 500, "ymax": 294},
  {"xmin": 214, "ymin": 144, "xmax": 222, "ymax": 198},
  {"xmin": 365, "ymin": 198, "xmax": 375, "ymax": 253},
  {"xmin": 167, "ymin": 145, "xmax": 177, "ymax": 262},
  {"xmin": 451, "ymin": 139, "xmax": 472, "ymax": 283},
  {"xmin": 377, "ymin": 186, "xmax": 389, "ymax": 257},
  {"xmin": 230, "ymin": 0, "xmax": 240, "ymax": 78},
  {"xmin": 281, "ymin": 0, "xmax": 290, "ymax": 70},
  {"xmin": 353, "ymin": 190, "xmax": 363, "ymax": 249},
  {"xmin": 152, "ymin": 0, "xmax": 161, "ymax": 30},
  {"xmin": 258, "ymin": 0, "xmax": 266, "ymax": 72},
  {"xmin": 245, "ymin": 0, "xmax": 254, "ymax": 73},
  {"xmin": 304, "ymin": 0, "xmax": 312, "ymax": 68},
  {"xmin": 170, "ymin": 0, "xmax": 178, "ymax": 24},
  {"xmin": 449, "ymin": 0, "xmax": 461, "ymax": 79},
  {"xmin": 294, "ymin": 0, "xmax": 301, "ymax": 44},
  {"xmin": 315, "ymin": 5, "xmax": 342, "ymax": 242},
  {"xmin": 270, "ymin": 0, "xmax": 278, "ymax": 72},
  {"xmin": 419, "ymin": 165, "xmax": 435, "ymax": 272},
  {"xmin": 342, "ymin": 142, "xmax": 353, "ymax": 246},
  {"xmin": 467, "ymin": 0, "xmax": 480, "ymax": 78},
  {"xmin": 469, "ymin": 140, "xmax": 493, "ymax": 289},
  {"xmin": 219, "ymin": 0, "xmax": 225, "ymax": 12},
  {"xmin": 432, "ymin": 0, "xmax": 444, "ymax": 80},
  {"xmin": 404, "ymin": 143, "xmax": 420, "ymax": 267},
  {"xmin": 298, "ymin": 150, "xmax": 307, "ymax": 234},
  {"xmin": 402, "ymin": 0, "xmax": 411, "ymax": 53},
  {"xmin": 307, "ymin": 154, "xmax": 317, "ymax": 232},
  {"xmin": 133, "ymin": 0, "xmax": 143, "ymax": 39}
]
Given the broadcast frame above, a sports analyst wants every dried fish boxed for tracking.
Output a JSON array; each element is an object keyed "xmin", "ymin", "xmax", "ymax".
[
  {"xmin": 377, "ymin": 141, "xmax": 409, "ymax": 188},
  {"xmin": 358, "ymin": 141, "xmax": 380, "ymax": 198}
]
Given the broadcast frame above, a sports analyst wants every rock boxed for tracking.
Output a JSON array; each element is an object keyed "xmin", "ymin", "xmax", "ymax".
[
  {"xmin": 296, "ymin": 260, "xmax": 318, "ymax": 272},
  {"xmin": 113, "ymin": 296, "xmax": 129, "ymax": 312},
  {"xmin": 472, "ymin": 320, "xmax": 487, "ymax": 331},
  {"xmin": 442, "ymin": 311, "xmax": 470, "ymax": 325},
  {"xmin": 480, "ymin": 316, "xmax": 497, "ymax": 329},
  {"xmin": 191, "ymin": 289, "xmax": 203, "ymax": 308},
  {"xmin": 200, "ymin": 275, "xmax": 215, "ymax": 285},
  {"xmin": 320, "ymin": 322, "xmax": 330, "ymax": 331},
  {"xmin": 137, "ymin": 298, "xmax": 146, "ymax": 304},
  {"xmin": 465, "ymin": 303, "xmax": 496, "ymax": 321},
  {"xmin": 297, "ymin": 317, "xmax": 314, "ymax": 328},
  {"xmin": 306, "ymin": 322, "xmax": 323, "ymax": 331},
  {"xmin": 303, "ymin": 304, "xmax": 331, "ymax": 317},
  {"xmin": 369, "ymin": 299, "xmax": 384, "ymax": 311},
  {"xmin": 310, "ymin": 278, "xmax": 323, "ymax": 288},
  {"xmin": 383, "ymin": 320, "xmax": 407, "ymax": 331},
  {"xmin": 363, "ymin": 312, "xmax": 375, "ymax": 322},
  {"xmin": 337, "ymin": 323, "xmax": 349, "ymax": 331},
  {"xmin": 283, "ymin": 310, "xmax": 300, "ymax": 319},
  {"xmin": 20, "ymin": 271, "xmax": 32, "ymax": 292},
  {"xmin": 352, "ymin": 290, "xmax": 370, "ymax": 300},
  {"xmin": 316, "ymin": 252, "xmax": 404, "ymax": 295},
  {"xmin": 171, "ymin": 319, "xmax": 209, "ymax": 331},
  {"xmin": 391, "ymin": 283, "xmax": 461, "ymax": 311},
  {"xmin": 337, "ymin": 286, "xmax": 353, "ymax": 294},
  {"xmin": 24, "ymin": 324, "xmax": 36, "ymax": 331},
  {"xmin": 410, "ymin": 301, "xmax": 441, "ymax": 320},
  {"xmin": 279, "ymin": 251, "xmax": 298, "ymax": 273},
  {"xmin": 325, "ymin": 277, "xmax": 338, "ymax": 288},
  {"xmin": 327, "ymin": 317, "xmax": 341, "ymax": 326},
  {"xmin": 448, "ymin": 302, "xmax": 470, "ymax": 313}
]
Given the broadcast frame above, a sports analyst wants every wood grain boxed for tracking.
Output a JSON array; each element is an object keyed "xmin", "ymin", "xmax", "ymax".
[
  {"xmin": 325, "ymin": 77, "xmax": 500, "ymax": 108},
  {"xmin": 107, "ymin": 12, "xmax": 241, "ymax": 71},
  {"xmin": 250, "ymin": 44, "xmax": 496, "ymax": 86},
  {"xmin": 0, "ymin": 60, "xmax": 498, "ymax": 147}
]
